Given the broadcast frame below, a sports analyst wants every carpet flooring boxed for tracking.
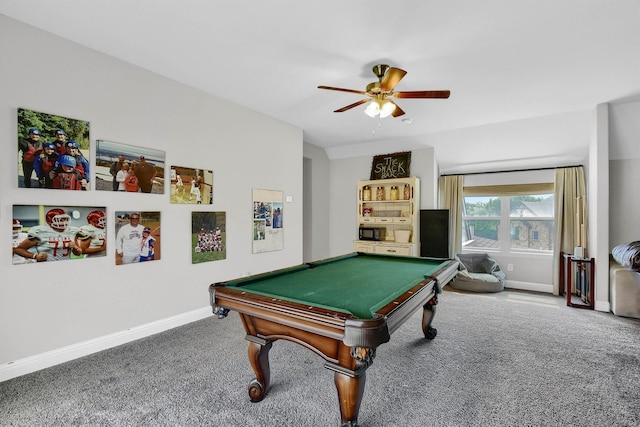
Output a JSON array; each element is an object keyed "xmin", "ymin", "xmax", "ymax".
[{"xmin": 1, "ymin": 288, "xmax": 639, "ymax": 426}]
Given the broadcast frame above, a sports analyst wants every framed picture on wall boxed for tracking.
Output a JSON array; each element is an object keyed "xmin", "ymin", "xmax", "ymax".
[
  {"xmin": 252, "ymin": 189, "xmax": 284, "ymax": 253},
  {"xmin": 96, "ymin": 140, "xmax": 165, "ymax": 194},
  {"xmin": 17, "ymin": 108, "xmax": 91, "ymax": 190},
  {"xmin": 170, "ymin": 165, "xmax": 213, "ymax": 204},
  {"xmin": 192, "ymin": 211, "xmax": 226, "ymax": 263},
  {"xmin": 12, "ymin": 205, "xmax": 107, "ymax": 264},
  {"xmin": 114, "ymin": 211, "xmax": 161, "ymax": 265}
]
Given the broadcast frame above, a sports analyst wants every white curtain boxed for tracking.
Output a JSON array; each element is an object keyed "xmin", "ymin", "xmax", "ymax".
[
  {"xmin": 438, "ymin": 175, "xmax": 463, "ymax": 258},
  {"xmin": 552, "ymin": 166, "xmax": 587, "ymax": 295}
]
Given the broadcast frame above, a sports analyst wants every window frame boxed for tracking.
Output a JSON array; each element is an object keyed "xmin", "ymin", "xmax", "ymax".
[{"xmin": 461, "ymin": 183, "xmax": 555, "ymax": 256}]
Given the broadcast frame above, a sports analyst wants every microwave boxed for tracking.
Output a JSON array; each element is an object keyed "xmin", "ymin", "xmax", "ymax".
[{"xmin": 359, "ymin": 227, "xmax": 386, "ymax": 241}]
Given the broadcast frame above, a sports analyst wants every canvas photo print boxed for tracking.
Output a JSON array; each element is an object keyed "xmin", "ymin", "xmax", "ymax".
[
  {"xmin": 170, "ymin": 166, "xmax": 213, "ymax": 204},
  {"xmin": 12, "ymin": 205, "xmax": 107, "ymax": 264},
  {"xmin": 96, "ymin": 140, "xmax": 165, "ymax": 194},
  {"xmin": 17, "ymin": 108, "xmax": 91, "ymax": 190},
  {"xmin": 114, "ymin": 211, "xmax": 161, "ymax": 265},
  {"xmin": 192, "ymin": 212, "xmax": 226, "ymax": 264}
]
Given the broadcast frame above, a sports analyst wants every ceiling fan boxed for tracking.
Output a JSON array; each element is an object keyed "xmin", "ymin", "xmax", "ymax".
[{"xmin": 318, "ymin": 64, "xmax": 450, "ymax": 118}]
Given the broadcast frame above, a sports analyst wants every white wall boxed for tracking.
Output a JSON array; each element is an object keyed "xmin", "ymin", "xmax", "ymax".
[
  {"xmin": 591, "ymin": 104, "xmax": 610, "ymax": 312},
  {"xmin": 609, "ymin": 101, "xmax": 640, "ymax": 247},
  {"xmin": 609, "ymin": 158, "xmax": 640, "ymax": 246},
  {"xmin": 303, "ymin": 143, "xmax": 330, "ymax": 262},
  {"xmin": 329, "ymin": 156, "xmax": 373, "ymax": 256},
  {"xmin": 0, "ymin": 16, "xmax": 303, "ymax": 376}
]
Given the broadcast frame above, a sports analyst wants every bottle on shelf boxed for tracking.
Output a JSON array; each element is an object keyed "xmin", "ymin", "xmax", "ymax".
[
  {"xmin": 376, "ymin": 186, "xmax": 385, "ymax": 201},
  {"xmin": 363, "ymin": 186, "xmax": 371, "ymax": 201},
  {"xmin": 390, "ymin": 186, "xmax": 399, "ymax": 200},
  {"xmin": 403, "ymin": 184, "xmax": 411, "ymax": 200}
]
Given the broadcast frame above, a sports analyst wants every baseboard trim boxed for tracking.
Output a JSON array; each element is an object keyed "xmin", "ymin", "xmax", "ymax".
[
  {"xmin": 0, "ymin": 306, "xmax": 212, "ymax": 383},
  {"xmin": 505, "ymin": 280, "xmax": 553, "ymax": 294},
  {"xmin": 506, "ymin": 282, "xmax": 612, "ymax": 313}
]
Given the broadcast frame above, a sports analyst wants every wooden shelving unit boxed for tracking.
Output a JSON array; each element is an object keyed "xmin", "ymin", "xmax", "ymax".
[
  {"xmin": 354, "ymin": 177, "xmax": 420, "ymax": 256},
  {"xmin": 560, "ymin": 252, "xmax": 595, "ymax": 309}
]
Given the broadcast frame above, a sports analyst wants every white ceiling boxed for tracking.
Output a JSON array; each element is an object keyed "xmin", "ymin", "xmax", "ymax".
[{"xmin": 1, "ymin": 0, "xmax": 639, "ymax": 172}]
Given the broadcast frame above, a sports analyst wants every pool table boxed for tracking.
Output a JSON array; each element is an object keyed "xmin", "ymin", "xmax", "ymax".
[{"xmin": 209, "ymin": 252, "xmax": 458, "ymax": 426}]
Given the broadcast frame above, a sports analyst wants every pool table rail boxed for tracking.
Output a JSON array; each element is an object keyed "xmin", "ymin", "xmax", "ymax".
[
  {"xmin": 377, "ymin": 259, "xmax": 458, "ymax": 334},
  {"xmin": 211, "ymin": 284, "xmax": 393, "ymax": 349}
]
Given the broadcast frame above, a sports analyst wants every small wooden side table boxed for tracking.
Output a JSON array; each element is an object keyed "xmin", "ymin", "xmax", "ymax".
[{"xmin": 560, "ymin": 252, "xmax": 595, "ymax": 309}]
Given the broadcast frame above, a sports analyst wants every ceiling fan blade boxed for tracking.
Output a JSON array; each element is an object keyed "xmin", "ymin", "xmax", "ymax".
[
  {"xmin": 318, "ymin": 85, "xmax": 367, "ymax": 95},
  {"xmin": 334, "ymin": 99, "xmax": 369, "ymax": 113},
  {"xmin": 389, "ymin": 101, "xmax": 405, "ymax": 117},
  {"xmin": 379, "ymin": 67, "xmax": 407, "ymax": 92},
  {"xmin": 393, "ymin": 90, "xmax": 451, "ymax": 99}
]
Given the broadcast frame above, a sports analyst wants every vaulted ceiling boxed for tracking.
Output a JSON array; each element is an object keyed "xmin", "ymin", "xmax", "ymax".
[{"xmin": 1, "ymin": 0, "xmax": 638, "ymax": 173}]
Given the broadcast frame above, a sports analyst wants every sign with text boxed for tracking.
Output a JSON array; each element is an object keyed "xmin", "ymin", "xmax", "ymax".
[{"xmin": 370, "ymin": 151, "xmax": 411, "ymax": 180}]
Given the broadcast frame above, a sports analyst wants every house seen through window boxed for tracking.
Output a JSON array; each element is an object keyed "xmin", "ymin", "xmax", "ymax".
[{"xmin": 462, "ymin": 193, "xmax": 554, "ymax": 253}]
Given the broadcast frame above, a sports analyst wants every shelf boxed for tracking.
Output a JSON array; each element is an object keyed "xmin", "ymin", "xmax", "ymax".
[
  {"xmin": 354, "ymin": 240, "xmax": 414, "ymax": 256},
  {"xmin": 356, "ymin": 177, "xmax": 420, "ymax": 257},
  {"xmin": 359, "ymin": 217, "xmax": 411, "ymax": 223},
  {"xmin": 362, "ymin": 200, "xmax": 410, "ymax": 204},
  {"xmin": 568, "ymin": 294, "xmax": 592, "ymax": 309}
]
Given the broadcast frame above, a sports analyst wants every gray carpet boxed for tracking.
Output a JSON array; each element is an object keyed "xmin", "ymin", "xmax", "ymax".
[{"xmin": 1, "ymin": 289, "xmax": 639, "ymax": 426}]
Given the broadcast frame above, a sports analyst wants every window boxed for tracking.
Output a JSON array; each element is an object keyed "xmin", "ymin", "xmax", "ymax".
[
  {"xmin": 461, "ymin": 187, "xmax": 554, "ymax": 254},
  {"xmin": 462, "ymin": 196, "xmax": 502, "ymax": 249}
]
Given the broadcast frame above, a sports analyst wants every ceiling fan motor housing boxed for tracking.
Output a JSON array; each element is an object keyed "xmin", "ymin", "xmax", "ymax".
[
  {"xmin": 366, "ymin": 81, "xmax": 383, "ymax": 95},
  {"xmin": 372, "ymin": 64, "xmax": 390, "ymax": 79}
]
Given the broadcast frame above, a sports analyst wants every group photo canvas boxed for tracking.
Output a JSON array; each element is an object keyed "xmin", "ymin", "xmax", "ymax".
[
  {"xmin": 12, "ymin": 205, "xmax": 107, "ymax": 264},
  {"xmin": 17, "ymin": 108, "xmax": 91, "ymax": 191},
  {"xmin": 96, "ymin": 140, "xmax": 165, "ymax": 194}
]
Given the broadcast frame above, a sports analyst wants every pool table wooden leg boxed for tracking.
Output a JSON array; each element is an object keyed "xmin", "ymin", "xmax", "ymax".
[
  {"xmin": 334, "ymin": 370, "xmax": 365, "ymax": 427},
  {"xmin": 246, "ymin": 337, "xmax": 273, "ymax": 402},
  {"xmin": 421, "ymin": 295, "xmax": 439, "ymax": 339}
]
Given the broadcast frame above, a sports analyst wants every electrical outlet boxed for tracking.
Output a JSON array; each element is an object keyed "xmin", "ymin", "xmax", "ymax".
[{"xmin": 507, "ymin": 264, "xmax": 514, "ymax": 271}]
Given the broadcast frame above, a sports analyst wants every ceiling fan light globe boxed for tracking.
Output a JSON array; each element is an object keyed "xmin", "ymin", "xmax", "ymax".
[
  {"xmin": 379, "ymin": 101, "xmax": 396, "ymax": 118},
  {"xmin": 364, "ymin": 101, "xmax": 380, "ymax": 117}
]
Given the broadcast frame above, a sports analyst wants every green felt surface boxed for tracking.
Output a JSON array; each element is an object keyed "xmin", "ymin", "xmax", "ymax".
[{"xmin": 227, "ymin": 254, "xmax": 448, "ymax": 319}]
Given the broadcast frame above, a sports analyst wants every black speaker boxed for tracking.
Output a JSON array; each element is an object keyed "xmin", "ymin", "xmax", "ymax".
[{"xmin": 420, "ymin": 209, "xmax": 450, "ymax": 258}]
